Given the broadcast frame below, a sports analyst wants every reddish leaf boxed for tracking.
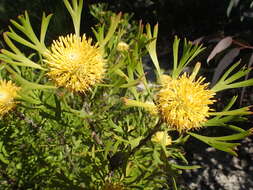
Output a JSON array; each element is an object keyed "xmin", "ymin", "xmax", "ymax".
[{"xmin": 207, "ymin": 36, "xmax": 233, "ymax": 63}]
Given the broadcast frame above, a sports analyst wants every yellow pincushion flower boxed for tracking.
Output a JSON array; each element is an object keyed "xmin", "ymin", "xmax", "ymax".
[
  {"xmin": 0, "ymin": 80, "xmax": 20, "ymax": 116},
  {"xmin": 156, "ymin": 73, "xmax": 216, "ymax": 132},
  {"xmin": 45, "ymin": 34, "xmax": 105, "ymax": 93}
]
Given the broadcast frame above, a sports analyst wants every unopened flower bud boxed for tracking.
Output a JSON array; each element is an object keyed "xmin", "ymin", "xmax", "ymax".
[
  {"xmin": 152, "ymin": 131, "xmax": 172, "ymax": 146},
  {"xmin": 117, "ymin": 41, "xmax": 129, "ymax": 52}
]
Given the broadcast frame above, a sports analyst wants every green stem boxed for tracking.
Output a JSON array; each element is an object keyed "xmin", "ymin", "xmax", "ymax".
[{"xmin": 130, "ymin": 119, "xmax": 162, "ymax": 156}]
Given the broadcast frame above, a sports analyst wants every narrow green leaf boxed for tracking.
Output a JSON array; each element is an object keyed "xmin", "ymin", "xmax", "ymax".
[
  {"xmin": 91, "ymin": 145, "xmax": 96, "ymax": 159},
  {"xmin": 129, "ymin": 136, "xmax": 143, "ymax": 150},
  {"xmin": 0, "ymin": 153, "xmax": 9, "ymax": 164},
  {"xmin": 210, "ymin": 106, "xmax": 251, "ymax": 116},
  {"xmin": 109, "ymin": 119, "xmax": 124, "ymax": 134},
  {"xmin": 104, "ymin": 141, "xmax": 114, "ymax": 159},
  {"xmin": 63, "ymin": 0, "xmax": 74, "ymax": 16},
  {"xmin": 114, "ymin": 69, "xmax": 129, "ymax": 80},
  {"xmin": 119, "ymin": 79, "xmax": 141, "ymax": 88},
  {"xmin": 23, "ymin": 11, "xmax": 41, "ymax": 44},
  {"xmin": 7, "ymin": 30, "xmax": 37, "ymax": 50},
  {"xmin": 145, "ymin": 23, "xmax": 161, "ymax": 79},
  {"xmin": 101, "ymin": 13, "xmax": 121, "ymax": 47},
  {"xmin": 113, "ymin": 135, "xmax": 129, "ymax": 144},
  {"xmin": 223, "ymin": 125, "xmax": 246, "ymax": 132},
  {"xmin": 112, "ymin": 140, "xmax": 121, "ymax": 154},
  {"xmin": 0, "ymin": 50, "xmax": 44, "ymax": 69},
  {"xmin": 210, "ymin": 130, "xmax": 252, "ymax": 141},
  {"xmin": 171, "ymin": 163, "xmax": 201, "ymax": 170},
  {"xmin": 40, "ymin": 13, "xmax": 53, "ymax": 44},
  {"xmin": 172, "ymin": 177, "xmax": 178, "ymax": 190},
  {"xmin": 219, "ymin": 61, "xmax": 240, "ymax": 82},
  {"xmin": 188, "ymin": 132, "xmax": 241, "ymax": 156},
  {"xmin": 3, "ymin": 32, "xmax": 21, "ymax": 54},
  {"xmin": 208, "ymin": 142, "xmax": 238, "ymax": 156},
  {"xmin": 223, "ymin": 96, "xmax": 238, "ymax": 111},
  {"xmin": 10, "ymin": 19, "xmax": 25, "ymax": 33},
  {"xmin": 153, "ymin": 149, "xmax": 163, "ymax": 165},
  {"xmin": 172, "ymin": 36, "xmax": 180, "ymax": 78},
  {"xmin": 224, "ymin": 68, "xmax": 251, "ymax": 85},
  {"xmin": 208, "ymin": 140, "xmax": 240, "ymax": 148},
  {"xmin": 228, "ymin": 78, "xmax": 253, "ymax": 89}
]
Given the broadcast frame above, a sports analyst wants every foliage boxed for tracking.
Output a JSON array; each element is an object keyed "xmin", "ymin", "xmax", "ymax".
[{"xmin": 0, "ymin": 1, "xmax": 252, "ymax": 189}]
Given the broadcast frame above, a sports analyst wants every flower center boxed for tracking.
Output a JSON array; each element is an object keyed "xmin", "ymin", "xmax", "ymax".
[
  {"xmin": 68, "ymin": 52, "xmax": 78, "ymax": 61},
  {"xmin": 0, "ymin": 90, "xmax": 10, "ymax": 103}
]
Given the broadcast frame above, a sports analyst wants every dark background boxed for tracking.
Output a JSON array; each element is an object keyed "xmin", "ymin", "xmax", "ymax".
[{"xmin": 1, "ymin": 0, "xmax": 253, "ymax": 41}]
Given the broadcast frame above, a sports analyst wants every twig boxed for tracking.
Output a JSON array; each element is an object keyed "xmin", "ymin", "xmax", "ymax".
[
  {"xmin": 91, "ymin": 131, "xmax": 104, "ymax": 146},
  {"xmin": 233, "ymin": 39, "xmax": 253, "ymax": 50},
  {"xmin": 130, "ymin": 119, "xmax": 162, "ymax": 156}
]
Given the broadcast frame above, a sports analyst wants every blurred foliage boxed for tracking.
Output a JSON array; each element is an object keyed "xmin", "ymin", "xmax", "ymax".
[{"xmin": 227, "ymin": 0, "xmax": 253, "ymax": 20}]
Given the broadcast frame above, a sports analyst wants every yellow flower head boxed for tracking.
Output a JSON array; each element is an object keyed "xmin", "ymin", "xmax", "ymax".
[
  {"xmin": 0, "ymin": 80, "xmax": 20, "ymax": 116},
  {"xmin": 152, "ymin": 131, "xmax": 172, "ymax": 146},
  {"xmin": 45, "ymin": 34, "xmax": 105, "ymax": 93},
  {"xmin": 156, "ymin": 73, "xmax": 216, "ymax": 132}
]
